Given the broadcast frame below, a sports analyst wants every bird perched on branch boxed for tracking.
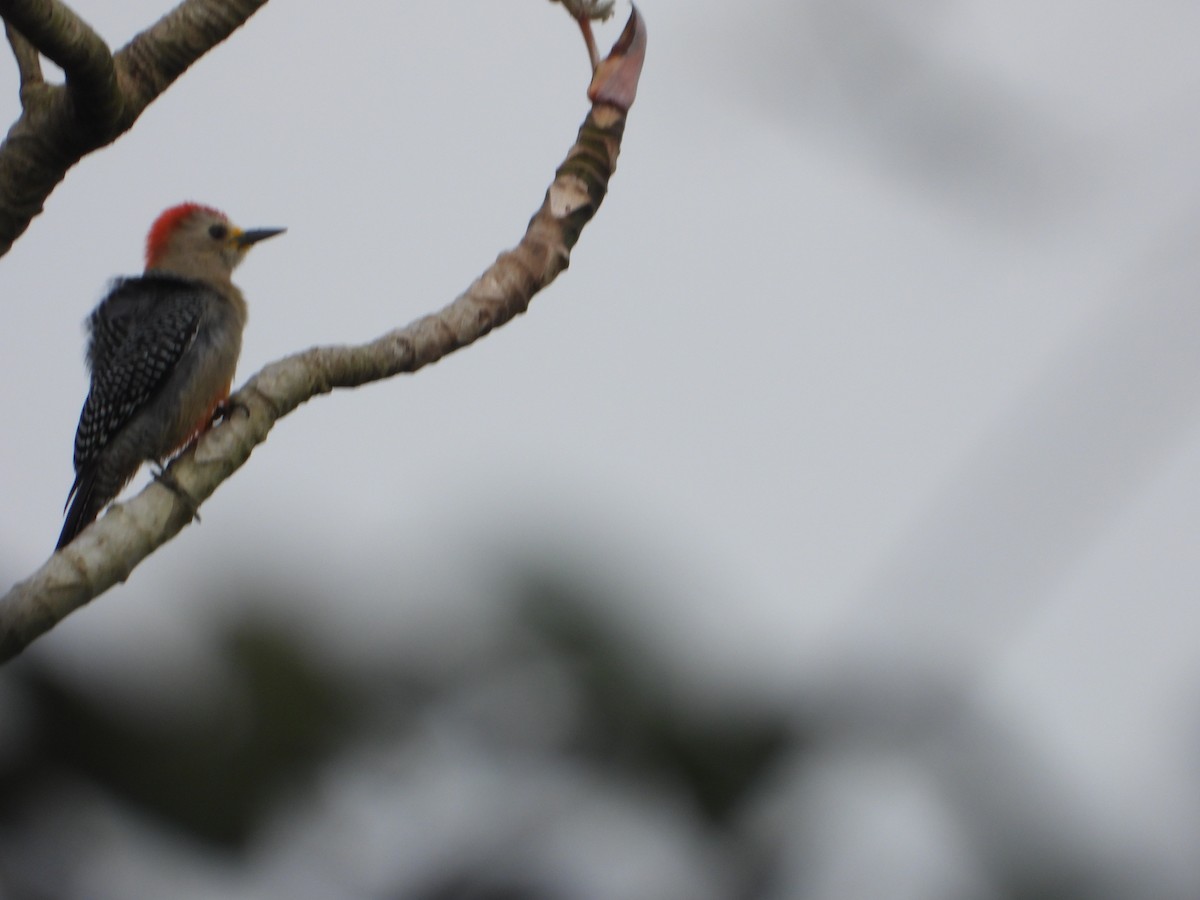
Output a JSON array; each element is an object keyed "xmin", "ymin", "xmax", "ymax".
[{"xmin": 57, "ymin": 203, "xmax": 284, "ymax": 550}]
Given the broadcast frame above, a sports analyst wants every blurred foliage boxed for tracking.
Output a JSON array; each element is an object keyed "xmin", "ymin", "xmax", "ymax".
[
  {"xmin": 1, "ymin": 619, "xmax": 358, "ymax": 848},
  {"xmin": 0, "ymin": 563, "xmax": 1173, "ymax": 899},
  {"xmin": 517, "ymin": 569, "xmax": 793, "ymax": 824},
  {"xmin": 0, "ymin": 568, "xmax": 799, "ymax": 896}
]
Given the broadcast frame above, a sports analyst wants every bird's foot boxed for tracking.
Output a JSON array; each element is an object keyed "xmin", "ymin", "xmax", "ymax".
[
  {"xmin": 212, "ymin": 397, "xmax": 249, "ymax": 426},
  {"xmin": 151, "ymin": 464, "xmax": 201, "ymax": 524}
]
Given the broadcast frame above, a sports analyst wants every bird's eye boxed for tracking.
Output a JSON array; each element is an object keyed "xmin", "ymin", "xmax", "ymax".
[{"xmin": 208, "ymin": 223, "xmax": 228, "ymax": 240}]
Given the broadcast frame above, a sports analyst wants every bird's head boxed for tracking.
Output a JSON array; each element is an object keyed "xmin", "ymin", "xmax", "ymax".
[{"xmin": 144, "ymin": 203, "xmax": 285, "ymax": 281}]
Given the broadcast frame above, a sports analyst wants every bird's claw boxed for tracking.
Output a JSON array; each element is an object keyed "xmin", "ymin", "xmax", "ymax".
[
  {"xmin": 212, "ymin": 397, "xmax": 249, "ymax": 426},
  {"xmin": 151, "ymin": 465, "xmax": 201, "ymax": 524}
]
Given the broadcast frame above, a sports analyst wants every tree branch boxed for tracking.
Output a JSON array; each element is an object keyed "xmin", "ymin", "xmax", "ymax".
[
  {"xmin": 114, "ymin": 0, "xmax": 270, "ymax": 110},
  {"xmin": 0, "ymin": 6, "xmax": 647, "ymax": 665},
  {"xmin": 5, "ymin": 21, "xmax": 44, "ymax": 102},
  {"xmin": 0, "ymin": 0, "xmax": 270, "ymax": 258},
  {"xmin": 0, "ymin": 0, "xmax": 118, "ymax": 126}
]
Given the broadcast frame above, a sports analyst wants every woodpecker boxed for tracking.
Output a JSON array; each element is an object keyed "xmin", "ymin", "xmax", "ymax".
[{"xmin": 56, "ymin": 203, "xmax": 284, "ymax": 550}]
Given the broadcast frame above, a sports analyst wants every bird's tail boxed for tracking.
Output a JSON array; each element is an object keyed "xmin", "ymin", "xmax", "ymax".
[{"xmin": 57, "ymin": 470, "xmax": 102, "ymax": 550}]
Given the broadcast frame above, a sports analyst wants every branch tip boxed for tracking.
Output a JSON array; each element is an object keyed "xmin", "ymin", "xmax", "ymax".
[
  {"xmin": 552, "ymin": 0, "xmax": 615, "ymax": 22},
  {"xmin": 587, "ymin": 5, "xmax": 646, "ymax": 111}
]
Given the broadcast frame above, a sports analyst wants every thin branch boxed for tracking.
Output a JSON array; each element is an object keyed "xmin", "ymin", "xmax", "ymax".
[
  {"xmin": 551, "ymin": 0, "xmax": 615, "ymax": 70},
  {"xmin": 578, "ymin": 17, "xmax": 600, "ymax": 71},
  {"xmin": 5, "ymin": 21, "xmax": 44, "ymax": 103},
  {"xmin": 0, "ymin": 0, "xmax": 270, "ymax": 259},
  {"xmin": 0, "ymin": 6, "xmax": 646, "ymax": 665},
  {"xmin": 0, "ymin": 0, "xmax": 119, "ymax": 126}
]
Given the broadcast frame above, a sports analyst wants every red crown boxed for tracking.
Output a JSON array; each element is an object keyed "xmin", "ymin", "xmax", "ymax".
[{"xmin": 145, "ymin": 202, "xmax": 226, "ymax": 268}]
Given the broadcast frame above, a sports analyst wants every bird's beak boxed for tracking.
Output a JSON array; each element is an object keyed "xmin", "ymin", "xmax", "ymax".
[{"xmin": 235, "ymin": 227, "xmax": 286, "ymax": 248}]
